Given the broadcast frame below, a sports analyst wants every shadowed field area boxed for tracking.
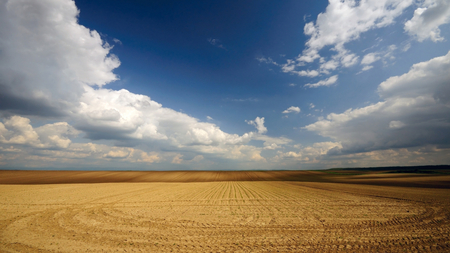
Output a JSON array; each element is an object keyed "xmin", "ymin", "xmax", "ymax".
[
  {"xmin": 1, "ymin": 169, "xmax": 450, "ymax": 252},
  {"xmin": 1, "ymin": 168, "xmax": 450, "ymax": 188}
]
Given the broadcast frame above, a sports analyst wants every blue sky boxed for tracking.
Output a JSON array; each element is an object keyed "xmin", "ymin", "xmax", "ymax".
[{"xmin": 0, "ymin": 0, "xmax": 449, "ymax": 170}]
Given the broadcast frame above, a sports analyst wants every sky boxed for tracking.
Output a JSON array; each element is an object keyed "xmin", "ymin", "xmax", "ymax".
[{"xmin": 0, "ymin": 0, "xmax": 450, "ymax": 170}]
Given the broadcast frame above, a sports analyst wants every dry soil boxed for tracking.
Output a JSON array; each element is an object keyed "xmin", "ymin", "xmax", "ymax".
[{"xmin": 0, "ymin": 170, "xmax": 449, "ymax": 252}]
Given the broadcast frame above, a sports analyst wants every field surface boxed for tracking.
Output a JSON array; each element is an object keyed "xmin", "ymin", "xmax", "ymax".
[{"xmin": 1, "ymin": 170, "xmax": 450, "ymax": 252}]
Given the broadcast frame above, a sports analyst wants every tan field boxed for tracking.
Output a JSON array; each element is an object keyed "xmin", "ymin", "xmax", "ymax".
[{"xmin": 1, "ymin": 170, "xmax": 449, "ymax": 252}]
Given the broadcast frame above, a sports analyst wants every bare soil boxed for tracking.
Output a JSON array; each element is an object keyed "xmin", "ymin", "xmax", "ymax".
[{"xmin": 0, "ymin": 170, "xmax": 449, "ymax": 252}]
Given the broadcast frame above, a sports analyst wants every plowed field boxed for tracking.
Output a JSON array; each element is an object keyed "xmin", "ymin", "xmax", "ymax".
[{"xmin": 1, "ymin": 171, "xmax": 449, "ymax": 252}]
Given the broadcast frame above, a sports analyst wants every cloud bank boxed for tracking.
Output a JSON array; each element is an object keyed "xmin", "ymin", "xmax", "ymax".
[
  {"xmin": 0, "ymin": 0, "xmax": 282, "ymax": 169},
  {"xmin": 305, "ymin": 51, "xmax": 450, "ymax": 154}
]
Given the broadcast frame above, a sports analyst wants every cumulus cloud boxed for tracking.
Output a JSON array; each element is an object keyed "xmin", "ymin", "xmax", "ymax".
[
  {"xmin": 76, "ymin": 86, "xmax": 255, "ymax": 148},
  {"xmin": 0, "ymin": 0, "xmax": 120, "ymax": 116},
  {"xmin": 282, "ymin": 106, "xmax": 301, "ymax": 114},
  {"xmin": 305, "ymin": 51, "xmax": 450, "ymax": 154},
  {"xmin": 0, "ymin": 116, "xmax": 79, "ymax": 149},
  {"xmin": 404, "ymin": 0, "xmax": 450, "ymax": 42},
  {"xmin": 275, "ymin": 0, "xmax": 412, "ymax": 79},
  {"xmin": 138, "ymin": 152, "xmax": 161, "ymax": 163},
  {"xmin": 319, "ymin": 59, "xmax": 339, "ymax": 72},
  {"xmin": 35, "ymin": 122, "xmax": 80, "ymax": 149},
  {"xmin": 0, "ymin": 116, "xmax": 41, "ymax": 147},
  {"xmin": 300, "ymin": 0, "xmax": 411, "ymax": 59},
  {"xmin": 304, "ymin": 75, "xmax": 338, "ymax": 88},
  {"xmin": 104, "ymin": 148, "xmax": 132, "ymax": 159},
  {"xmin": 0, "ymin": 116, "xmax": 165, "ymax": 168},
  {"xmin": 2, "ymin": 141, "xmax": 163, "ymax": 169},
  {"xmin": 246, "ymin": 117, "xmax": 267, "ymax": 134}
]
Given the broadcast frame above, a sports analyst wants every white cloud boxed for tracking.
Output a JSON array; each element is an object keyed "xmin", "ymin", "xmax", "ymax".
[
  {"xmin": 0, "ymin": 116, "xmax": 79, "ymax": 149},
  {"xmin": 228, "ymin": 98, "xmax": 259, "ymax": 102},
  {"xmin": 0, "ymin": 116, "xmax": 41, "ymax": 147},
  {"xmin": 257, "ymin": 57, "xmax": 278, "ymax": 65},
  {"xmin": 297, "ymin": 49, "xmax": 320, "ymax": 63},
  {"xmin": 104, "ymin": 148, "xmax": 132, "ymax": 159},
  {"xmin": 295, "ymin": 70, "xmax": 319, "ymax": 77},
  {"xmin": 191, "ymin": 155, "xmax": 204, "ymax": 162},
  {"xmin": 113, "ymin": 38, "xmax": 122, "ymax": 45},
  {"xmin": 138, "ymin": 152, "xmax": 160, "ymax": 163},
  {"xmin": 254, "ymin": 135, "xmax": 291, "ymax": 146},
  {"xmin": 304, "ymin": 75, "xmax": 338, "ymax": 88},
  {"xmin": 360, "ymin": 45, "xmax": 397, "ymax": 71},
  {"xmin": 35, "ymin": 122, "xmax": 80, "ymax": 149},
  {"xmin": 378, "ymin": 50, "xmax": 450, "ymax": 99},
  {"xmin": 403, "ymin": 43, "xmax": 411, "ymax": 52},
  {"xmin": 302, "ymin": 0, "xmax": 412, "ymax": 55},
  {"xmin": 389, "ymin": 120, "xmax": 406, "ymax": 129},
  {"xmin": 320, "ymin": 59, "xmax": 339, "ymax": 72},
  {"xmin": 276, "ymin": 145, "xmax": 450, "ymax": 169},
  {"xmin": 0, "ymin": 0, "xmax": 120, "ymax": 116},
  {"xmin": 208, "ymin": 38, "xmax": 225, "ymax": 49},
  {"xmin": 282, "ymin": 106, "xmax": 301, "ymax": 114},
  {"xmin": 309, "ymin": 103, "xmax": 315, "ymax": 109},
  {"xmin": 275, "ymin": 142, "xmax": 342, "ymax": 162},
  {"xmin": 263, "ymin": 143, "xmax": 281, "ymax": 150},
  {"xmin": 361, "ymin": 53, "xmax": 381, "ymax": 65},
  {"xmin": 277, "ymin": 0, "xmax": 412, "ymax": 78},
  {"xmin": 361, "ymin": 65, "xmax": 374, "ymax": 72},
  {"xmin": 281, "ymin": 59, "xmax": 320, "ymax": 77},
  {"xmin": 280, "ymin": 60, "xmax": 319, "ymax": 77},
  {"xmin": 246, "ymin": 117, "xmax": 267, "ymax": 134},
  {"xmin": 169, "ymin": 154, "xmax": 205, "ymax": 164},
  {"xmin": 171, "ymin": 154, "xmax": 183, "ymax": 164},
  {"xmin": 0, "ymin": 116, "xmax": 166, "ymax": 168},
  {"xmin": 76, "ymin": 86, "xmax": 255, "ymax": 148},
  {"xmin": 305, "ymin": 51, "xmax": 450, "ymax": 154},
  {"xmin": 330, "ymin": 45, "xmax": 360, "ymax": 68},
  {"xmin": 404, "ymin": 0, "xmax": 450, "ymax": 42}
]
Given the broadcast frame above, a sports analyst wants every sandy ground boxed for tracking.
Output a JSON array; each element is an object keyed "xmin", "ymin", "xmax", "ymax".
[{"xmin": 0, "ymin": 171, "xmax": 449, "ymax": 252}]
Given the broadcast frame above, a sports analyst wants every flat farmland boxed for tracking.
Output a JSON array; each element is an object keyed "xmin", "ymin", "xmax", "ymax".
[{"xmin": 1, "ymin": 170, "xmax": 450, "ymax": 252}]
